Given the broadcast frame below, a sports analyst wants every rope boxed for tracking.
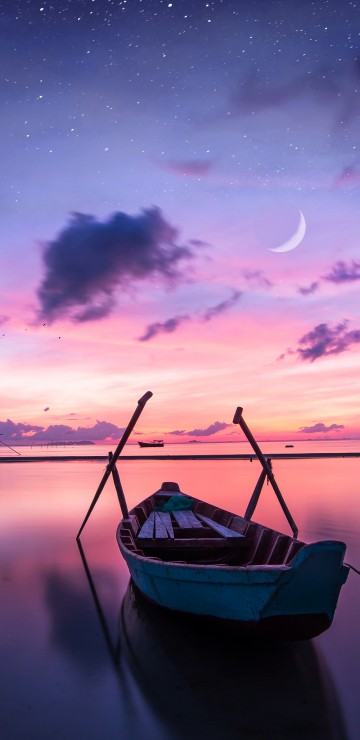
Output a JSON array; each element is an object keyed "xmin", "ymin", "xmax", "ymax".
[{"xmin": 345, "ymin": 562, "xmax": 360, "ymax": 576}]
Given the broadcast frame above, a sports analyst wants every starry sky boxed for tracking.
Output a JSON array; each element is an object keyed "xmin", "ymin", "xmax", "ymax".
[{"xmin": 1, "ymin": 0, "xmax": 360, "ymax": 444}]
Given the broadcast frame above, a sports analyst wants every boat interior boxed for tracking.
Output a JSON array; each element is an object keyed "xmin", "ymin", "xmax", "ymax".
[{"xmin": 118, "ymin": 483, "xmax": 305, "ymax": 567}]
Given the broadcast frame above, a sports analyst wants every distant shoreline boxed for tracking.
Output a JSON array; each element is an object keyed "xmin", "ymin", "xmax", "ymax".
[{"xmin": 0, "ymin": 452, "xmax": 360, "ymax": 463}]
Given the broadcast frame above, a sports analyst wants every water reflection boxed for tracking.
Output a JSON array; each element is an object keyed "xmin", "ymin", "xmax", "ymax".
[
  {"xmin": 77, "ymin": 542, "xmax": 347, "ymax": 740},
  {"xmin": 44, "ymin": 567, "xmax": 115, "ymax": 677}
]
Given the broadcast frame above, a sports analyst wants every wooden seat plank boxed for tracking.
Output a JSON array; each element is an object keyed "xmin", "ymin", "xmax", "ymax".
[
  {"xmin": 155, "ymin": 512, "xmax": 170, "ymax": 538},
  {"xmin": 196, "ymin": 514, "xmax": 245, "ymax": 538},
  {"xmin": 137, "ymin": 511, "xmax": 156, "ymax": 538},
  {"xmin": 173, "ymin": 510, "xmax": 203, "ymax": 528},
  {"xmin": 156, "ymin": 511, "xmax": 174, "ymax": 538}
]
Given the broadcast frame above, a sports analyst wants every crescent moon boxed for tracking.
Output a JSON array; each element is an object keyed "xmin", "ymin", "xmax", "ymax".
[{"xmin": 268, "ymin": 210, "xmax": 306, "ymax": 252}]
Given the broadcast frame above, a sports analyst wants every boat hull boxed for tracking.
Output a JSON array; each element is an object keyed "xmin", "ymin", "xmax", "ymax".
[{"xmin": 118, "ymin": 534, "xmax": 348, "ymax": 640}]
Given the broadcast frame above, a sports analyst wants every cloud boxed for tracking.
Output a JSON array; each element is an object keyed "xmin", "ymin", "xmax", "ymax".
[
  {"xmin": 36, "ymin": 207, "xmax": 194, "ymax": 324},
  {"xmin": 138, "ymin": 314, "xmax": 190, "ymax": 342},
  {"xmin": 189, "ymin": 239, "xmax": 210, "ymax": 248},
  {"xmin": 323, "ymin": 260, "xmax": 360, "ymax": 284},
  {"xmin": 296, "ymin": 259, "xmax": 360, "ymax": 296},
  {"xmin": 138, "ymin": 290, "xmax": 241, "ymax": 342},
  {"xmin": 229, "ymin": 57, "xmax": 360, "ymax": 131},
  {"xmin": 279, "ymin": 320, "xmax": 360, "ymax": 362},
  {"xmin": 230, "ymin": 66, "xmax": 339, "ymax": 116},
  {"xmin": 202, "ymin": 290, "xmax": 242, "ymax": 321},
  {"xmin": 297, "ymin": 281, "xmax": 319, "ymax": 295},
  {"xmin": 298, "ymin": 422, "xmax": 345, "ymax": 434},
  {"xmin": 170, "ymin": 421, "xmax": 231, "ymax": 437},
  {"xmin": 166, "ymin": 160, "xmax": 213, "ymax": 177},
  {"xmin": 242, "ymin": 270, "xmax": 273, "ymax": 289},
  {"xmin": 0, "ymin": 418, "xmax": 125, "ymax": 443},
  {"xmin": 332, "ymin": 165, "xmax": 360, "ymax": 189}
]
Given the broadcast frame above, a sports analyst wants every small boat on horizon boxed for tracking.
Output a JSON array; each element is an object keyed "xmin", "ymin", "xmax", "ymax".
[
  {"xmin": 77, "ymin": 392, "xmax": 349, "ymax": 641},
  {"xmin": 138, "ymin": 439, "xmax": 164, "ymax": 448}
]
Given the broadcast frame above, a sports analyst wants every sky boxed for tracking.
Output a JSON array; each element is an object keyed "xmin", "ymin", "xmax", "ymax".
[{"xmin": 1, "ymin": 0, "xmax": 360, "ymax": 445}]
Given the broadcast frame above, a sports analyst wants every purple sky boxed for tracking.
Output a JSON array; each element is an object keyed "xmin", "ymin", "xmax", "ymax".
[{"xmin": 1, "ymin": 1, "xmax": 360, "ymax": 443}]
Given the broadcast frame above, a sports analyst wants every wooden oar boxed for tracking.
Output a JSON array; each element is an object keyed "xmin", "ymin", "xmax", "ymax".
[
  {"xmin": 76, "ymin": 391, "xmax": 153, "ymax": 539},
  {"xmin": 233, "ymin": 406, "xmax": 298, "ymax": 538}
]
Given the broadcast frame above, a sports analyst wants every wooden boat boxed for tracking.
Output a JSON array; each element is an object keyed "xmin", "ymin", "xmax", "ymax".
[
  {"xmin": 138, "ymin": 439, "xmax": 164, "ymax": 448},
  {"xmin": 77, "ymin": 392, "xmax": 349, "ymax": 640},
  {"xmin": 117, "ymin": 484, "xmax": 348, "ymax": 640}
]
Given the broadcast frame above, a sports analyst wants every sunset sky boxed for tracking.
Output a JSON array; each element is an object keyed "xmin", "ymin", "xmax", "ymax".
[{"xmin": 1, "ymin": 0, "xmax": 360, "ymax": 444}]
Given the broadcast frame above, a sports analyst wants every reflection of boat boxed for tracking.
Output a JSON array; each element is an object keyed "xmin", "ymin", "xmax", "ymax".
[
  {"xmin": 116, "ymin": 399, "xmax": 349, "ymax": 640},
  {"xmin": 119, "ymin": 580, "xmax": 347, "ymax": 740},
  {"xmin": 138, "ymin": 439, "xmax": 164, "ymax": 448}
]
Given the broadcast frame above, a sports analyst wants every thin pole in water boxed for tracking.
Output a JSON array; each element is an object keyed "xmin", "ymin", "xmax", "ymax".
[
  {"xmin": 76, "ymin": 391, "xmax": 153, "ymax": 540},
  {"xmin": 0, "ymin": 436, "xmax": 21, "ymax": 456}
]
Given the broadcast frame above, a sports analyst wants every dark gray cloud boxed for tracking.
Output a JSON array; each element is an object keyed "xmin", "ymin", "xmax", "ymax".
[
  {"xmin": 138, "ymin": 290, "xmax": 241, "ymax": 342},
  {"xmin": 242, "ymin": 270, "xmax": 273, "ymax": 289},
  {"xmin": 36, "ymin": 207, "xmax": 194, "ymax": 324},
  {"xmin": 333, "ymin": 165, "xmax": 360, "ymax": 189},
  {"xmin": 166, "ymin": 160, "xmax": 213, "ymax": 177},
  {"xmin": 298, "ymin": 422, "xmax": 344, "ymax": 434},
  {"xmin": 0, "ymin": 418, "xmax": 125, "ymax": 443},
  {"xmin": 170, "ymin": 421, "xmax": 231, "ymax": 437},
  {"xmin": 189, "ymin": 238, "xmax": 210, "ymax": 248},
  {"xmin": 202, "ymin": 290, "xmax": 242, "ymax": 321},
  {"xmin": 138, "ymin": 314, "xmax": 190, "ymax": 342},
  {"xmin": 296, "ymin": 259, "xmax": 360, "ymax": 295},
  {"xmin": 230, "ymin": 66, "xmax": 339, "ymax": 116},
  {"xmin": 169, "ymin": 421, "xmax": 232, "ymax": 437},
  {"xmin": 297, "ymin": 281, "xmax": 319, "ymax": 296},
  {"xmin": 323, "ymin": 260, "xmax": 360, "ymax": 284},
  {"xmin": 0, "ymin": 419, "xmax": 43, "ymax": 439},
  {"xmin": 187, "ymin": 421, "xmax": 231, "ymax": 437},
  {"xmin": 279, "ymin": 320, "xmax": 360, "ymax": 362}
]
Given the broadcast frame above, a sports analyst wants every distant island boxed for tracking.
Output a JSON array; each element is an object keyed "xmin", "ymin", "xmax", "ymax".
[{"xmin": 63, "ymin": 440, "xmax": 95, "ymax": 446}]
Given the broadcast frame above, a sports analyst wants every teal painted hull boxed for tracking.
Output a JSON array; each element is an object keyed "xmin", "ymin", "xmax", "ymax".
[{"xmin": 118, "ymin": 533, "xmax": 349, "ymax": 639}]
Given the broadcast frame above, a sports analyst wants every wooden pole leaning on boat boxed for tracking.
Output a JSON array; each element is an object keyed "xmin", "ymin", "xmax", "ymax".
[
  {"xmin": 76, "ymin": 391, "xmax": 153, "ymax": 539},
  {"xmin": 244, "ymin": 467, "xmax": 268, "ymax": 521},
  {"xmin": 233, "ymin": 406, "xmax": 298, "ymax": 538},
  {"xmin": 108, "ymin": 451, "xmax": 129, "ymax": 520}
]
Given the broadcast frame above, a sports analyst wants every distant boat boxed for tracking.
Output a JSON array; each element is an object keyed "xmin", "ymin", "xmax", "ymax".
[
  {"xmin": 114, "ymin": 394, "xmax": 350, "ymax": 640},
  {"xmin": 285, "ymin": 444, "xmax": 294, "ymax": 448},
  {"xmin": 138, "ymin": 439, "xmax": 164, "ymax": 448}
]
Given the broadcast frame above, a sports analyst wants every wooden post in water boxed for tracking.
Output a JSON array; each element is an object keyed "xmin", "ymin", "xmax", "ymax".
[
  {"xmin": 233, "ymin": 406, "xmax": 298, "ymax": 538},
  {"xmin": 76, "ymin": 391, "xmax": 152, "ymax": 539}
]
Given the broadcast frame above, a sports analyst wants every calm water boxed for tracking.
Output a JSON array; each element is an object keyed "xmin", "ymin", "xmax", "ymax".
[{"xmin": 1, "ymin": 443, "xmax": 360, "ymax": 739}]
